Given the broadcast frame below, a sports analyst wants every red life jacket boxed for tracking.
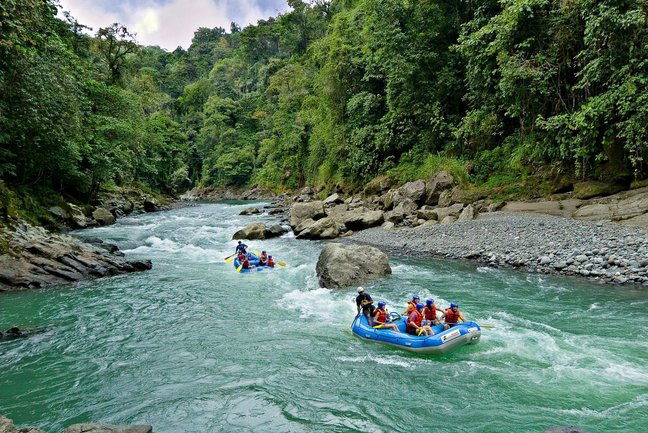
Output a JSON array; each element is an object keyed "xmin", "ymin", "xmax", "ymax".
[
  {"xmin": 374, "ymin": 309, "xmax": 387, "ymax": 324},
  {"xmin": 242, "ymin": 258, "xmax": 250, "ymax": 268},
  {"xmin": 267, "ymin": 258, "xmax": 275, "ymax": 267},
  {"xmin": 445, "ymin": 308, "xmax": 461, "ymax": 324},
  {"xmin": 423, "ymin": 305, "xmax": 437, "ymax": 321}
]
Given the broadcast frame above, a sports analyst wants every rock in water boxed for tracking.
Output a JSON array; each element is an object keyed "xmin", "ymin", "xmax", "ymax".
[
  {"xmin": 316, "ymin": 243, "xmax": 391, "ymax": 289},
  {"xmin": 0, "ymin": 221, "xmax": 152, "ymax": 291}
]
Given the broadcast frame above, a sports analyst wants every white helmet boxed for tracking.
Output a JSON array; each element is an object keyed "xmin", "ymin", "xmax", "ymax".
[{"xmin": 357, "ymin": 287, "xmax": 364, "ymax": 293}]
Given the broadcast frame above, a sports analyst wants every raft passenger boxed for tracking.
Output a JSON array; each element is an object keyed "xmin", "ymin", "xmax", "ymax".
[
  {"xmin": 442, "ymin": 302, "xmax": 465, "ymax": 330},
  {"xmin": 422, "ymin": 298, "xmax": 439, "ymax": 326},
  {"xmin": 373, "ymin": 302, "xmax": 399, "ymax": 332},
  {"xmin": 402, "ymin": 294, "xmax": 420, "ymax": 315},
  {"xmin": 407, "ymin": 303, "xmax": 433, "ymax": 336},
  {"xmin": 259, "ymin": 250, "xmax": 268, "ymax": 266}
]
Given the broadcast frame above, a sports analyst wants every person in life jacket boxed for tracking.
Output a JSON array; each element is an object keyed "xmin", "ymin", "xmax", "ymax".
[
  {"xmin": 237, "ymin": 252, "xmax": 253, "ymax": 269},
  {"xmin": 267, "ymin": 255, "xmax": 275, "ymax": 267},
  {"xmin": 355, "ymin": 287, "xmax": 375, "ymax": 326},
  {"xmin": 372, "ymin": 301, "xmax": 399, "ymax": 331},
  {"xmin": 442, "ymin": 302, "xmax": 465, "ymax": 330},
  {"xmin": 402, "ymin": 294, "xmax": 420, "ymax": 315},
  {"xmin": 406, "ymin": 303, "xmax": 433, "ymax": 336},
  {"xmin": 235, "ymin": 240, "xmax": 248, "ymax": 255},
  {"xmin": 422, "ymin": 298, "xmax": 439, "ymax": 326},
  {"xmin": 259, "ymin": 250, "xmax": 268, "ymax": 266}
]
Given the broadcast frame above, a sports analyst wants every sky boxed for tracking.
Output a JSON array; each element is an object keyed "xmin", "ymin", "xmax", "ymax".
[{"xmin": 58, "ymin": 0, "xmax": 291, "ymax": 51}]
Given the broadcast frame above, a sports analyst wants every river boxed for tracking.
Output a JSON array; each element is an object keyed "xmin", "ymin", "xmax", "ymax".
[{"xmin": 1, "ymin": 202, "xmax": 647, "ymax": 433}]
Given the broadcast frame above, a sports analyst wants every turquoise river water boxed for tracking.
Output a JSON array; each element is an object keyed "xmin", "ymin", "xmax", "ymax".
[{"xmin": 1, "ymin": 202, "xmax": 647, "ymax": 433}]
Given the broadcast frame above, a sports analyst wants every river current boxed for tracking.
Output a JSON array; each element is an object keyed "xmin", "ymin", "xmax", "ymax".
[{"xmin": 1, "ymin": 202, "xmax": 647, "ymax": 433}]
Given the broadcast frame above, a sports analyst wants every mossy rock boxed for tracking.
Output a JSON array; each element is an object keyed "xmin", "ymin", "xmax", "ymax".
[
  {"xmin": 573, "ymin": 181, "xmax": 625, "ymax": 199},
  {"xmin": 450, "ymin": 187, "xmax": 488, "ymax": 204},
  {"xmin": 364, "ymin": 175, "xmax": 396, "ymax": 195}
]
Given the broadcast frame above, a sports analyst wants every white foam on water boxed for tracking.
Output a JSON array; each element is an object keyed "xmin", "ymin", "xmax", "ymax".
[
  {"xmin": 604, "ymin": 362, "xmax": 648, "ymax": 384},
  {"xmin": 177, "ymin": 244, "xmax": 219, "ymax": 262},
  {"xmin": 477, "ymin": 266, "xmax": 500, "ymax": 274},
  {"xmin": 390, "ymin": 263, "xmax": 418, "ymax": 274},
  {"xmin": 556, "ymin": 395, "xmax": 648, "ymax": 419},
  {"xmin": 335, "ymin": 355, "xmax": 416, "ymax": 369},
  {"xmin": 277, "ymin": 287, "xmax": 355, "ymax": 322}
]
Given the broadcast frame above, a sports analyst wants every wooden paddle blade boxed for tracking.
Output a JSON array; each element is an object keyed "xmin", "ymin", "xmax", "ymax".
[{"xmin": 236, "ymin": 264, "xmax": 243, "ymax": 272}]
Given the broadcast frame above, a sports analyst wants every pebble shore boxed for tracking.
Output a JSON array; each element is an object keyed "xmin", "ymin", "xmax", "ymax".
[{"xmin": 350, "ymin": 212, "xmax": 648, "ymax": 287}]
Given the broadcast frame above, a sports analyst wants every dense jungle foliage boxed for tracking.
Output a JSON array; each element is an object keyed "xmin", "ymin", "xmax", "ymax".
[{"xmin": 1, "ymin": 0, "xmax": 647, "ymax": 214}]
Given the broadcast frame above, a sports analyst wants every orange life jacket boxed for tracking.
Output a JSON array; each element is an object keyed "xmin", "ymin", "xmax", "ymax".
[{"xmin": 445, "ymin": 308, "xmax": 461, "ymax": 324}]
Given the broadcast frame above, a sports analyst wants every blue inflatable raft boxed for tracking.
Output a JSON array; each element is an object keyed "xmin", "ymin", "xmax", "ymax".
[
  {"xmin": 351, "ymin": 312, "xmax": 481, "ymax": 354},
  {"xmin": 233, "ymin": 252, "xmax": 275, "ymax": 273}
]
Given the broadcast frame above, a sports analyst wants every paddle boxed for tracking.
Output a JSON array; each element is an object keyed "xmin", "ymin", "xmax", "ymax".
[
  {"xmin": 225, "ymin": 257, "xmax": 235, "ymax": 263},
  {"xmin": 444, "ymin": 322, "xmax": 496, "ymax": 328},
  {"xmin": 236, "ymin": 263, "xmax": 243, "ymax": 272},
  {"xmin": 277, "ymin": 261, "xmax": 286, "ymax": 267},
  {"xmin": 224, "ymin": 252, "xmax": 236, "ymax": 261}
]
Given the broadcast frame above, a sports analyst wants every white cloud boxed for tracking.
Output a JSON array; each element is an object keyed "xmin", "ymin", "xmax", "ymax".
[
  {"xmin": 58, "ymin": 0, "xmax": 290, "ymax": 51},
  {"xmin": 138, "ymin": 0, "xmax": 231, "ymax": 49}
]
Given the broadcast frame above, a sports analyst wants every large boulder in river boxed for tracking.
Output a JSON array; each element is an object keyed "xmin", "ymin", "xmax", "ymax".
[
  {"xmin": 232, "ymin": 222, "xmax": 287, "ymax": 240},
  {"xmin": 92, "ymin": 207, "xmax": 116, "ymax": 226},
  {"xmin": 289, "ymin": 201, "xmax": 326, "ymax": 228},
  {"xmin": 316, "ymin": 243, "xmax": 391, "ymax": 288},
  {"xmin": 233, "ymin": 222, "xmax": 267, "ymax": 239}
]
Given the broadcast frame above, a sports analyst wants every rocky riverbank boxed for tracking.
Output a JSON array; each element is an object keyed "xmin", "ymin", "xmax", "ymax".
[
  {"xmin": 0, "ymin": 416, "xmax": 152, "ymax": 433},
  {"xmin": 350, "ymin": 211, "xmax": 648, "ymax": 286},
  {"xmin": 222, "ymin": 173, "xmax": 647, "ymax": 287},
  {"xmin": 0, "ymin": 220, "xmax": 152, "ymax": 291}
]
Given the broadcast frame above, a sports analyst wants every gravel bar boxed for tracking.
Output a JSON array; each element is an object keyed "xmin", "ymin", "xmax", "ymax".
[{"xmin": 350, "ymin": 212, "xmax": 648, "ymax": 287}]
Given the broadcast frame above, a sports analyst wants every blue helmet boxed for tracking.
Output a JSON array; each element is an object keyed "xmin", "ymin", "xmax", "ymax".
[
  {"xmin": 426, "ymin": 299, "xmax": 434, "ymax": 306},
  {"xmin": 269, "ymin": 255, "xmax": 273, "ymax": 258},
  {"xmin": 378, "ymin": 301, "xmax": 386, "ymax": 309},
  {"xmin": 412, "ymin": 294, "xmax": 420, "ymax": 301},
  {"xmin": 450, "ymin": 302, "xmax": 459, "ymax": 308},
  {"xmin": 416, "ymin": 303, "xmax": 424, "ymax": 310}
]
